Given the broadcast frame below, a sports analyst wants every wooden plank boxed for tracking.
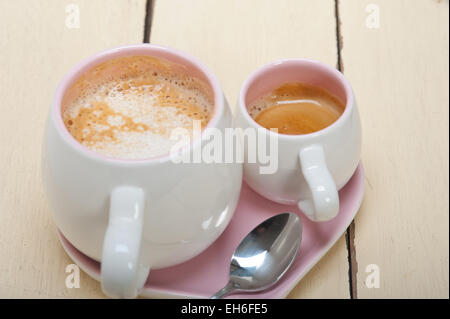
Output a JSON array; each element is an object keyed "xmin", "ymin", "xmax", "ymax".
[
  {"xmin": 339, "ymin": 0, "xmax": 449, "ymax": 298},
  {"xmin": 151, "ymin": 0, "xmax": 350, "ymax": 299},
  {"xmin": 0, "ymin": 0, "xmax": 146, "ymax": 298}
]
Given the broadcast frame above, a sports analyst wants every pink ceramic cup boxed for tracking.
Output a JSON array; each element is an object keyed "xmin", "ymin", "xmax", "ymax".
[{"xmin": 235, "ymin": 59, "xmax": 362, "ymax": 222}]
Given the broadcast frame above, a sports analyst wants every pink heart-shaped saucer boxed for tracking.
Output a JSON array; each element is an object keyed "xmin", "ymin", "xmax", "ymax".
[{"xmin": 58, "ymin": 163, "xmax": 364, "ymax": 298}]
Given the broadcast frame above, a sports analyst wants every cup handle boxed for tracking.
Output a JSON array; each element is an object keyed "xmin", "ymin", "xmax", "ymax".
[
  {"xmin": 101, "ymin": 186, "xmax": 150, "ymax": 298},
  {"xmin": 298, "ymin": 145, "xmax": 339, "ymax": 222}
]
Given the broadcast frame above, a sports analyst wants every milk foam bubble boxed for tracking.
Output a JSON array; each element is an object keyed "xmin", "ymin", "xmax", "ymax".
[{"xmin": 62, "ymin": 56, "xmax": 214, "ymax": 159}]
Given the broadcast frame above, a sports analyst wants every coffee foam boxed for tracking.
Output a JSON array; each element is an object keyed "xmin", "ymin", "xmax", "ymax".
[{"xmin": 62, "ymin": 56, "xmax": 214, "ymax": 159}]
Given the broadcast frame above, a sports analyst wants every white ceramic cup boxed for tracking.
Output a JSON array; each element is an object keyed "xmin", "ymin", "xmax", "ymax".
[
  {"xmin": 42, "ymin": 44, "xmax": 242, "ymax": 298},
  {"xmin": 235, "ymin": 59, "xmax": 361, "ymax": 222}
]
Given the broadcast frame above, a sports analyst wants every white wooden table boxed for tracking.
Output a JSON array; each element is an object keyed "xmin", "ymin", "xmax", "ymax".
[{"xmin": 0, "ymin": 0, "xmax": 448, "ymax": 298}]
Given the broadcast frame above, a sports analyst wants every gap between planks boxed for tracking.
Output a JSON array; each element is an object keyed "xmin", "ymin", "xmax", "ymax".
[
  {"xmin": 335, "ymin": 0, "xmax": 358, "ymax": 299},
  {"xmin": 143, "ymin": 0, "xmax": 154, "ymax": 43}
]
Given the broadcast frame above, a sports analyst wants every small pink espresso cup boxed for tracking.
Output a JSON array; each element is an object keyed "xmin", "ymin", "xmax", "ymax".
[{"xmin": 235, "ymin": 59, "xmax": 361, "ymax": 222}]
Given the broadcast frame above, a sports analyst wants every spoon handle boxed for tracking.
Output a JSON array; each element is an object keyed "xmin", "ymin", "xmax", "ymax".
[{"xmin": 210, "ymin": 281, "xmax": 236, "ymax": 299}]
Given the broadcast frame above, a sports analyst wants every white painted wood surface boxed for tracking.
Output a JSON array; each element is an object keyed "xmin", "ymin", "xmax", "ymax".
[
  {"xmin": 339, "ymin": 0, "xmax": 449, "ymax": 298},
  {"xmin": 0, "ymin": 0, "xmax": 448, "ymax": 298},
  {"xmin": 0, "ymin": 0, "xmax": 146, "ymax": 298}
]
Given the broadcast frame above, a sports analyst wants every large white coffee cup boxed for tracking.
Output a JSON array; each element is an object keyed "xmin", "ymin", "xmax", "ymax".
[
  {"xmin": 235, "ymin": 59, "xmax": 361, "ymax": 222},
  {"xmin": 42, "ymin": 44, "xmax": 242, "ymax": 298}
]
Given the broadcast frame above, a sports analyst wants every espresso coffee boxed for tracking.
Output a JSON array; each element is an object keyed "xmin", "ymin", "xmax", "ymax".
[
  {"xmin": 248, "ymin": 82, "xmax": 345, "ymax": 135},
  {"xmin": 62, "ymin": 56, "xmax": 213, "ymax": 159}
]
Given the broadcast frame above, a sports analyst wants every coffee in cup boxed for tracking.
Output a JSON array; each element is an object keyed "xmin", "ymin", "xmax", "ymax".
[
  {"xmin": 43, "ymin": 45, "xmax": 242, "ymax": 298},
  {"xmin": 62, "ymin": 55, "xmax": 214, "ymax": 159},
  {"xmin": 236, "ymin": 59, "xmax": 361, "ymax": 222},
  {"xmin": 248, "ymin": 82, "xmax": 345, "ymax": 135}
]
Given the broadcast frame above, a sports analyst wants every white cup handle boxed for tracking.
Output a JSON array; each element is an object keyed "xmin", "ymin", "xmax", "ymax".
[
  {"xmin": 101, "ymin": 186, "xmax": 150, "ymax": 298},
  {"xmin": 298, "ymin": 145, "xmax": 339, "ymax": 222}
]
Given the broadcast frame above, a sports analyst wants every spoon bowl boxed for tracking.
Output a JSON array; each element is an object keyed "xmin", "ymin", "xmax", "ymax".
[{"xmin": 211, "ymin": 212, "xmax": 302, "ymax": 298}]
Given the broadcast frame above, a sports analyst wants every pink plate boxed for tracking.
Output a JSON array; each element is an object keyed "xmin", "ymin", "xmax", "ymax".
[{"xmin": 58, "ymin": 163, "xmax": 364, "ymax": 299}]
